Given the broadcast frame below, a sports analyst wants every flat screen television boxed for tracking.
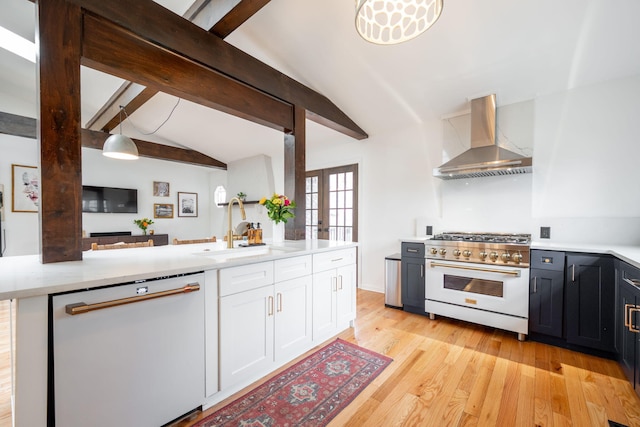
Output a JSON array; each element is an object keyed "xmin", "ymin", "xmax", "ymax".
[{"xmin": 82, "ymin": 186, "xmax": 138, "ymax": 213}]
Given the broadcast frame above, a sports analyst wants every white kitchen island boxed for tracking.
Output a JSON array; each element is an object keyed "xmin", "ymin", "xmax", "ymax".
[{"xmin": 0, "ymin": 240, "xmax": 358, "ymax": 427}]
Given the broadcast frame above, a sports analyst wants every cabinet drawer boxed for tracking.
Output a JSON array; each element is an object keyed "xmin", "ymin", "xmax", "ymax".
[
  {"xmin": 619, "ymin": 261, "xmax": 640, "ymax": 290},
  {"xmin": 275, "ymin": 255, "xmax": 312, "ymax": 282},
  {"xmin": 401, "ymin": 242, "xmax": 425, "ymax": 258},
  {"xmin": 530, "ymin": 250, "xmax": 565, "ymax": 271},
  {"xmin": 219, "ymin": 262, "xmax": 274, "ymax": 296},
  {"xmin": 313, "ymin": 248, "xmax": 356, "ymax": 273}
]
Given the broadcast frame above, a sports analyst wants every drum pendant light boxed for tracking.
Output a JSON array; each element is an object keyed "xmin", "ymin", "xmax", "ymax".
[
  {"xmin": 102, "ymin": 106, "xmax": 139, "ymax": 160},
  {"xmin": 355, "ymin": 0, "xmax": 443, "ymax": 45}
]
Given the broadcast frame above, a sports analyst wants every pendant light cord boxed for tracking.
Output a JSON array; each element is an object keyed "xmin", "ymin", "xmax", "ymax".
[{"xmin": 120, "ymin": 98, "xmax": 181, "ymax": 136}]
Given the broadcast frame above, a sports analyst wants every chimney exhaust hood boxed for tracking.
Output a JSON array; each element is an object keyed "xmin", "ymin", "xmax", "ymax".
[{"xmin": 433, "ymin": 94, "xmax": 532, "ymax": 180}]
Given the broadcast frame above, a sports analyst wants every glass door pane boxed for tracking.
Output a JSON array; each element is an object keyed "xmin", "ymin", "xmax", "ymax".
[{"xmin": 306, "ymin": 165, "xmax": 357, "ymax": 242}]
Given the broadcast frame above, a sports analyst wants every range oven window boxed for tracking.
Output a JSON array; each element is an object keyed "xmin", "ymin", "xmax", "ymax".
[{"xmin": 443, "ymin": 274, "xmax": 504, "ymax": 298}]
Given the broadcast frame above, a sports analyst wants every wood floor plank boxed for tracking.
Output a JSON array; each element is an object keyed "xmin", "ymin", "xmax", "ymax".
[{"xmin": 96, "ymin": 289, "xmax": 640, "ymax": 427}]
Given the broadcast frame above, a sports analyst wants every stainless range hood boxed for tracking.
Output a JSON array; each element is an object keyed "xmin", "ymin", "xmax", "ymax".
[{"xmin": 433, "ymin": 94, "xmax": 533, "ymax": 180}]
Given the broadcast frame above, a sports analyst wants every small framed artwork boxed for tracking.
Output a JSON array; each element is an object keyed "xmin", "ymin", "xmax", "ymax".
[
  {"xmin": 154, "ymin": 203, "xmax": 174, "ymax": 219},
  {"xmin": 12, "ymin": 164, "xmax": 39, "ymax": 213},
  {"xmin": 153, "ymin": 181, "xmax": 170, "ymax": 197},
  {"xmin": 178, "ymin": 192, "xmax": 198, "ymax": 217}
]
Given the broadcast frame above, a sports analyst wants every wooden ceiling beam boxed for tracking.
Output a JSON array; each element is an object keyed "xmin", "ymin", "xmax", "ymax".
[
  {"xmin": 87, "ymin": 0, "xmax": 271, "ymax": 134},
  {"xmin": 82, "ymin": 14, "xmax": 293, "ymax": 132},
  {"xmin": 84, "ymin": 81, "xmax": 146, "ymax": 131},
  {"xmin": 68, "ymin": 0, "xmax": 368, "ymax": 140},
  {"xmin": 209, "ymin": 0, "xmax": 271, "ymax": 39},
  {"xmin": 81, "ymin": 129, "xmax": 227, "ymax": 169},
  {"xmin": 0, "ymin": 111, "xmax": 226, "ymax": 169}
]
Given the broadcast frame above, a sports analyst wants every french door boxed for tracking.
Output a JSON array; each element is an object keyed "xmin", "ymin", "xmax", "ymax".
[{"xmin": 305, "ymin": 164, "xmax": 358, "ymax": 242}]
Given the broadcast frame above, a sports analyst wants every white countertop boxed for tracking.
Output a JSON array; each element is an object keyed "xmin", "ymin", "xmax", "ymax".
[
  {"xmin": 0, "ymin": 240, "xmax": 357, "ymax": 300},
  {"xmin": 401, "ymin": 237, "xmax": 640, "ymax": 270},
  {"xmin": 531, "ymin": 240, "xmax": 640, "ymax": 270}
]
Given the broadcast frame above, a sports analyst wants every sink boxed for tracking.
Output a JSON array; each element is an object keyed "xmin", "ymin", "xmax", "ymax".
[{"xmin": 192, "ymin": 245, "xmax": 294, "ymax": 261}]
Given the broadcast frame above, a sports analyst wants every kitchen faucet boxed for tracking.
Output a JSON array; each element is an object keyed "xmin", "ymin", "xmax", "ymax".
[{"xmin": 226, "ymin": 197, "xmax": 246, "ymax": 248}]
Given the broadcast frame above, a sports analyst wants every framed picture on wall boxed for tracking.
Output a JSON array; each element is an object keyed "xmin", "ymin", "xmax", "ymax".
[
  {"xmin": 12, "ymin": 164, "xmax": 39, "ymax": 213},
  {"xmin": 153, "ymin": 181, "xmax": 170, "ymax": 197},
  {"xmin": 154, "ymin": 203, "xmax": 174, "ymax": 218},
  {"xmin": 178, "ymin": 192, "xmax": 198, "ymax": 217}
]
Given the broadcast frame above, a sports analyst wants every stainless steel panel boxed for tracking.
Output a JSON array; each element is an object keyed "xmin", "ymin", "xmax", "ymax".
[{"xmin": 385, "ymin": 255, "xmax": 402, "ymax": 308}]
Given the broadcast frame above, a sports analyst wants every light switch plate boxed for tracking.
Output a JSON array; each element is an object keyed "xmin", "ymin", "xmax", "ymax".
[{"xmin": 540, "ymin": 226, "xmax": 551, "ymax": 239}]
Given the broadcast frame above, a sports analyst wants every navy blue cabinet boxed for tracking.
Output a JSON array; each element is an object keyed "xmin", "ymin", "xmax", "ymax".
[
  {"xmin": 616, "ymin": 260, "xmax": 640, "ymax": 396},
  {"xmin": 565, "ymin": 254, "xmax": 615, "ymax": 352},
  {"xmin": 529, "ymin": 250, "xmax": 565, "ymax": 337},
  {"xmin": 401, "ymin": 242, "xmax": 426, "ymax": 315}
]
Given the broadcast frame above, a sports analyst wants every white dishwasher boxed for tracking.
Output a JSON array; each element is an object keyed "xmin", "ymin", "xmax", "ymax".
[{"xmin": 51, "ymin": 272, "xmax": 205, "ymax": 427}]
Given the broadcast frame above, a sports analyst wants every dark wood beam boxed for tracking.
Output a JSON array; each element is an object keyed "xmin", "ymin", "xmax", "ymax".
[
  {"xmin": 92, "ymin": 0, "xmax": 272, "ymax": 134},
  {"xmin": 36, "ymin": 0, "xmax": 83, "ymax": 263},
  {"xmin": 96, "ymin": 86, "xmax": 158, "ymax": 132},
  {"xmin": 210, "ymin": 0, "xmax": 271, "ymax": 38},
  {"xmin": 82, "ymin": 14, "xmax": 293, "ymax": 132},
  {"xmin": 0, "ymin": 112, "xmax": 36, "ymax": 139},
  {"xmin": 0, "ymin": 111, "xmax": 226, "ymax": 169},
  {"xmin": 98, "ymin": 85, "xmax": 156, "ymax": 132},
  {"xmin": 81, "ymin": 129, "xmax": 227, "ymax": 169},
  {"xmin": 284, "ymin": 105, "xmax": 306, "ymax": 240},
  {"xmin": 67, "ymin": 0, "xmax": 367, "ymax": 140}
]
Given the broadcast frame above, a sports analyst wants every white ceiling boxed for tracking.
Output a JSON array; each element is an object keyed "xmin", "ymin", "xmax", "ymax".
[{"xmin": 2, "ymin": 0, "xmax": 640, "ymax": 164}]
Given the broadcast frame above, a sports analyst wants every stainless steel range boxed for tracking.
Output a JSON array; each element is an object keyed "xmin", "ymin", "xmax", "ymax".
[{"xmin": 425, "ymin": 232, "xmax": 531, "ymax": 340}]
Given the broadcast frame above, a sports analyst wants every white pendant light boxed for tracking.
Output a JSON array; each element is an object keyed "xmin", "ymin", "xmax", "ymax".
[
  {"xmin": 355, "ymin": 0, "xmax": 443, "ymax": 45},
  {"xmin": 102, "ymin": 106, "xmax": 139, "ymax": 160}
]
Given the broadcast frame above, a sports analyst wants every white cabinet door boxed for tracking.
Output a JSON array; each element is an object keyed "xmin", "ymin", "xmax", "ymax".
[
  {"xmin": 312, "ymin": 269, "xmax": 338, "ymax": 342},
  {"xmin": 275, "ymin": 275, "xmax": 312, "ymax": 362},
  {"xmin": 219, "ymin": 285, "xmax": 274, "ymax": 390},
  {"xmin": 336, "ymin": 263, "xmax": 357, "ymax": 327}
]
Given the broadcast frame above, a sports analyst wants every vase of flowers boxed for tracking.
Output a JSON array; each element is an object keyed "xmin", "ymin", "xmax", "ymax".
[
  {"xmin": 259, "ymin": 194, "xmax": 296, "ymax": 243},
  {"xmin": 134, "ymin": 217, "xmax": 154, "ymax": 235}
]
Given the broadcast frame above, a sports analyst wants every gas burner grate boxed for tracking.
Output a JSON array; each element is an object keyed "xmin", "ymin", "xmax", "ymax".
[{"xmin": 432, "ymin": 232, "xmax": 531, "ymax": 245}]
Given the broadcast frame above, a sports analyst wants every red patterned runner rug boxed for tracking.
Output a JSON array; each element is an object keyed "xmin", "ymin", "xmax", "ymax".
[{"xmin": 194, "ymin": 338, "xmax": 392, "ymax": 427}]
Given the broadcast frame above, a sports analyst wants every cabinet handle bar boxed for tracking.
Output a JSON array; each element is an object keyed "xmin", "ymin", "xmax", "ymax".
[
  {"xmin": 430, "ymin": 262, "xmax": 520, "ymax": 276},
  {"xmin": 630, "ymin": 307, "xmax": 640, "ymax": 333},
  {"xmin": 65, "ymin": 283, "xmax": 200, "ymax": 315}
]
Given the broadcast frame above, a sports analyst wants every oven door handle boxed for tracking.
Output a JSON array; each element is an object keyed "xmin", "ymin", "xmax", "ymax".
[{"xmin": 429, "ymin": 261, "xmax": 521, "ymax": 277}]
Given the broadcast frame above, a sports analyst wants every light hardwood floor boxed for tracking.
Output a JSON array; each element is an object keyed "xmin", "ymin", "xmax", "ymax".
[
  {"xmin": 0, "ymin": 300, "xmax": 15, "ymax": 427},
  {"xmin": 177, "ymin": 289, "xmax": 640, "ymax": 427},
  {"xmin": 2, "ymin": 292, "xmax": 638, "ymax": 426}
]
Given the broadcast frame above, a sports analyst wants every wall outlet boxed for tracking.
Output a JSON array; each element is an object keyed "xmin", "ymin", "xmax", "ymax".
[
  {"xmin": 540, "ymin": 226, "xmax": 551, "ymax": 239},
  {"xmin": 426, "ymin": 225, "xmax": 433, "ymax": 236}
]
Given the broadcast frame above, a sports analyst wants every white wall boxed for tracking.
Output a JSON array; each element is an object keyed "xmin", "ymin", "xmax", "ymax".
[
  {"xmin": 81, "ymin": 148, "xmax": 213, "ymax": 241},
  {"xmin": 0, "ymin": 136, "xmax": 225, "ymax": 255},
  {"xmin": 309, "ymin": 74, "xmax": 640, "ymax": 293},
  {"xmin": 307, "ymin": 119, "xmax": 443, "ymax": 293},
  {"xmin": 0, "ymin": 134, "xmax": 39, "ymax": 256},
  {"xmin": 530, "ymin": 74, "xmax": 640, "ymax": 243}
]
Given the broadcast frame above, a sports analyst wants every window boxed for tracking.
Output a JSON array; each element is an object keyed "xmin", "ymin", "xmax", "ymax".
[{"xmin": 214, "ymin": 185, "xmax": 226, "ymax": 206}]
